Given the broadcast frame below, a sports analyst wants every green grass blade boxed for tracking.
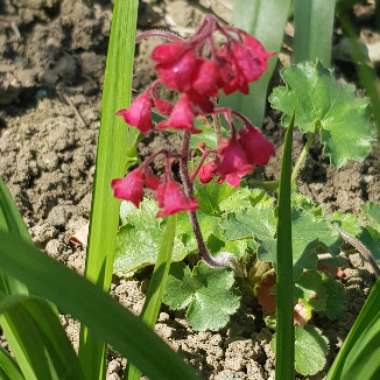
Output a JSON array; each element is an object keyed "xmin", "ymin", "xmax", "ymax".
[
  {"xmin": 0, "ymin": 178, "xmax": 29, "ymax": 295},
  {"xmin": 127, "ymin": 216, "xmax": 177, "ymax": 380},
  {"xmin": 0, "ymin": 346, "xmax": 24, "ymax": 380},
  {"xmin": 0, "ymin": 232, "xmax": 200, "ymax": 380},
  {"xmin": 79, "ymin": 0, "xmax": 139, "ymax": 378},
  {"xmin": 0, "ymin": 296, "xmax": 85, "ymax": 380},
  {"xmin": 327, "ymin": 278, "xmax": 380, "ymax": 379},
  {"xmin": 275, "ymin": 114, "xmax": 295, "ymax": 380},
  {"xmin": 221, "ymin": 0, "xmax": 292, "ymax": 127},
  {"xmin": 293, "ymin": 0, "xmax": 336, "ymax": 66}
]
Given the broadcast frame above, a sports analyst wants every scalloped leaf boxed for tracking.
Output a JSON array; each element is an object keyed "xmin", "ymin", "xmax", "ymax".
[
  {"xmin": 114, "ymin": 199, "xmax": 188, "ymax": 276},
  {"xmin": 163, "ymin": 263, "xmax": 240, "ymax": 331},
  {"xmin": 294, "ymin": 325, "xmax": 329, "ymax": 376},
  {"xmin": 270, "ymin": 62, "xmax": 373, "ymax": 167}
]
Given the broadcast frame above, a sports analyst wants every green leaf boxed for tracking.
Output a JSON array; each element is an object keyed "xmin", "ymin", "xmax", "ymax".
[
  {"xmin": 0, "ymin": 346, "xmax": 24, "ymax": 380},
  {"xmin": 0, "ymin": 178, "xmax": 29, "ymax": 295},
  {"xmin": 193, "ymin": 180, "xmax": 237, "ymax": 217},
  {"xmin": 295, "ymin": 271, "xmax": 327, "ymax": 312},
  {"xmin": 79, "ymin": 0, "xmax": 139, "ymax": 378},
  {"xmin": 322, "ymin": 274, "xmax": 347, "ymax": 320},
  {"xmin": 114, "ymin": 199, "xmax": 187, "ymax": 276},
  {"xmin": 221, "ymin": 201, "xmax": 276, "ymax": 241},
  {"xmin": 363, "ymin": 202, "xmax": 380, "ymax": 231},
  {"xmin": 293, "ymin": 0, "xmax": 336, "ymax": 66},
  {"xmin": 294, "ymin": 325, "xmax": 329, "ymax": 376},
  {"xmin": 0, "ymin": 232, "xmax": 200, "ymax": 380},
  {"xmin": 256, "ymin": 208, "xmax": 338, "ymax": 276},
  {"xmin": 163, "ymin": 263, "xmax": 240, "ymax": 331},
  {"xmin": 0, "ymin": 296, "xmax": 85, "ymax": 380},
  {"xmin": 328, "ymin": 277, "xmax": 380, "ymax": 380},
  {"xmin": 269, "ymin": 62, "xmax": 373, "ymax": 167},
  {"xmin": 127, "ymin": 216, "xmax": 177, "ymax": 380},
  {"xmin": 275, "ymin": 113, "xmax": 294, "ymax": 380},
  {"xmin": 222, "ymin": 0, "xmax": 292, "ymax": 127}
]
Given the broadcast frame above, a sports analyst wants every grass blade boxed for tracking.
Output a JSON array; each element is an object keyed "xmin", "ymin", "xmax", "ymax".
[
  {"xmin": 127, "ymin": 216, "xmax": 177, "ymax": 380},
  {"xmin": 0, "ymin": 232, "xmax": 200, "ymax": 380},
  {"xmin": 0, "ymin": 297, "xmax": 85, "ymax": 380},
  {"xmin": 0, "ymin": 178, "xmax": 29, "ymax": 295},
  {"xmin": 0, "ymin": 346, "xmax": 24, "ymax": 380},
  {"xmin": 293, "ymin": 0, "xmax": 336, "ymax": 66},
  {"xmin": 79, "ymin": 0, "xmax": 139, "ymax": 378},
  {"xmin": 221, "ymin": 0, "xmax": 292, "ymax": 127},
  {"xmin": 327, "ymin": 278, "xmax": 380, "ymax": 379},
  {"xmin": 275, "ymin": 114, "xmax": 295, "ymax": 380}
]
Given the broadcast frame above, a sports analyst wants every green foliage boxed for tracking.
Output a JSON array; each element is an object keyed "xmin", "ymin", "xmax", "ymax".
[
  {"xmin": 79, "ymin": 0, "xmax": 139, "ymax": 378},
  {"xmin": 115, "ymin": 200, "xmax": 187, "ymax": 276},
  {"xmin": 270, "ymin": 62, "xmax": 373, "ymax": 167},
  {"xmin": 293, "ymin": 0, "xmax": 336, "ymax": 66},
  {"xmin": 0, "ymin": 346, "xmax": 23, "ymax": 380},
  {"xmin": 163, "ymin": 263, "xmax": 240, "ymax": 331},
  {"xmin": 0, "ymin": 232, "xmax": 200, "ymax": 380},
  {"xmin": 295, "ymin": 270, "xmax": 347, "ymax": 320},
  {"xmin": 222, "ymin": 195, "xmax": 339, "ymax": 277},
  {"xmin": 127, "ymin": 216, "xmax": 177, "ymax": 380},
  {"xmin": 294, "ymin": 325, "xmax": 329, "ymax": 376},
  {"xmin": 328, "ymin": 278, "xmax": 380, "ymax": 380},
  {"xmin": 275, "ymin": 113, "xmax": 295, "ymax": 380}
]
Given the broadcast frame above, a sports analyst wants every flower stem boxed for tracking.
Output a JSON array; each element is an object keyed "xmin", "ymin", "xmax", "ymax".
[
  {"xmin": 291, "ymin": 133, "xmax": 314, "ymax": 182},
  {"xmin": 179, "ymin": 132, "xmax": 236, "ymax": 269}
]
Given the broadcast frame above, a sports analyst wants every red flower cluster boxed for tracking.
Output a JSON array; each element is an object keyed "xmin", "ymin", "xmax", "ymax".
[
  {"xmin": 199, "ymin": 124, "xmax": 275, "ymax": 187},
  {"xmin": 111, "ymin": 16, "xmax": 275, "ymax": 218}
]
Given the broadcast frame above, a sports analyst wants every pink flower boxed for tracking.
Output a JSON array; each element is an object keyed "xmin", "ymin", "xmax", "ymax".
[
  {"xmin": 116, "ymin": 92, "xmax": 153, "ymax": 134},
  {"xmin": 216, "ymin": 48, "xmax": 249, "ymax": 95},
  {"xmin": 157, "ymin": 94, "xmax": 200, "ymax": 133},
  {"xmin": 216, "ymin": 136, "xmax": 253, "ymax": 187},
  {"xmin": 144, "ymin": 169, "xmax": 160, "ymax": 190},
  {"xmin": 238, "ymin": 124, "xmax": 275, "ymax": 166},
  {"xmin": 192, "ymin": 59, "xmax": 221, "ymax": 97},
  {"xmin": 153, "ymin": 97, "xmax": 174, "ymax": 116},
  {"xmin": 186, "ymin": 90, "xmax": 214, "ymax": 113},
  {"xmin": 152, "ymin": 43, "xmax": 199, "ymax": 92},
  {"xmin": 198, "ymin": 160, "xmax": 218, "ymax": 184},
  {"xmin": 232, "ymin": 35, "xmax": 271, "ymax": 83},
  {"xmin": 111, "ymin": 168, "xmax": 144, "ymax": 207},
  {"xmin": 156, "ymin": 180, "xmax": 198, "ymax": 217}
]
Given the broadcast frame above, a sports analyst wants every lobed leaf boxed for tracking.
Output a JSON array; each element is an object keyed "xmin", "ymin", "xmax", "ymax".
[
  {"xmin": 115, "ymin": 200, "xmax": 188, "ymax": 276},
  {"xmin": 269, "ymin": 62, "xmax": 374, "ymax": 167},
  {"xmin": 163, "ymin": 263, "xmax": 240, "ymax": 331}
]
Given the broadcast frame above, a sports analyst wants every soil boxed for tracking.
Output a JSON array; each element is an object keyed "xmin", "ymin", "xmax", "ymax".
[{"xmin": 0, "ymin": 1, "xmax": 379, "ymax": 379}]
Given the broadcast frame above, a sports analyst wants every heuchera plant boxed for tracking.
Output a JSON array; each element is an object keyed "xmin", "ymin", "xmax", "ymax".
[
  {"xmin": 111, "ymin": 15, "xmax": 275, "ymax": 268},
  {"xmin": 111, "ymin": 14, "xmax": 377, "ymax": 378}
]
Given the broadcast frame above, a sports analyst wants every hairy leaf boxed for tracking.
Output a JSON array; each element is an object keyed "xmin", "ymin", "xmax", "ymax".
[
  {"xmin": 322, "ymin": 274, "xmax": 347, "ymax": 320},
  {"xmin": 294, "ymin": 325, "xmax": 329, "ymax": 376},
  {"xmin": 295, "ymin": 271, "xmax": 327, "ymax": 312},
  {"xmin": 114, "ymin": 199, "xmax": 187, "ymax": 275},
  {"xmin": 163, "ymin": 263, "xmax": 240, "ymax": 331},
  {"xmin": 269, "ymin": 62, "xmax": 373, "ymax": 167}
]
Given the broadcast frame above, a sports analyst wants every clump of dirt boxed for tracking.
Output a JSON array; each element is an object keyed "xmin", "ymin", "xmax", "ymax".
[{"xmin": 0, "ymin": 0, "xmax": 378, "ymax": 379}]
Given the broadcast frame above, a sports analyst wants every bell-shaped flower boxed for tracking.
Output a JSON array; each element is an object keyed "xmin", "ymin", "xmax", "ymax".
[
  {"xmin": 198, "ymin": 160, "xmax": 218, "ymax": 184},
  {"xmin": 216, "ymin": 49, "xmax": 249, "ymax": 95},
  {"xmin": 192, "ymin": 59, "xmax": 221, "ymax": 97},
  {"xmin": 231, "ymin": 35, "xmax": 271, "ymax": 83},
  {"xmin": 156, "ymin": 180, "xmax": 198, "ymax": 217},
  {"xmin": 216, "ymin": 136, "xmax": 253, "ymax": 187},
  {"xmin": 111, "ymin": 168, "xmax": 144, "ymax": 207},
  {"xmin": 116, "ymin": 92, "xmax": 153, "ymax": 134},
  {"xmin": 152, "ymin": 42, "xmax": 199, "ymax": 92},
  {"xmin": 238, "ymin": 124, "xmax": 275, "ymax": 166},
  {"xmin": 157, "ymin": 94, "xmax": 200, "ymax": 133}
]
